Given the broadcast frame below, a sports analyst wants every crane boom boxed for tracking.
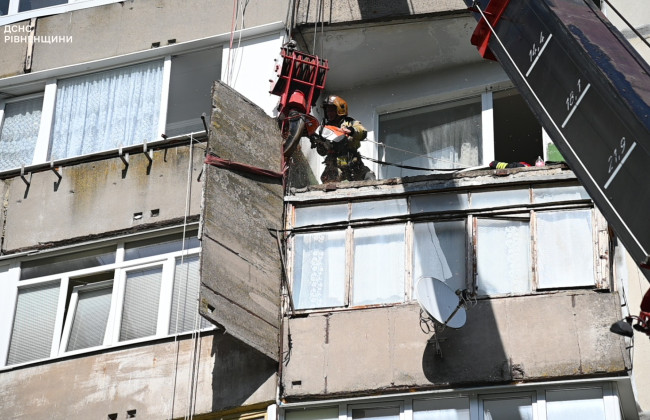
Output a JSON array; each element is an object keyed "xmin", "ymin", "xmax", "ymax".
[{"xmin": 464, "ymin": 0, "xmax": 650, "ymax": 283}]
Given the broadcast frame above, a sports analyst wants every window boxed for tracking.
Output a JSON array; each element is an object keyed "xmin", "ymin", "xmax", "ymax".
[
  {"xmin": 0, "ymin": 47, "xmax": 221, "ymax": 172},
  {"xmin": 282, "ymin": 384, "xmax": 620, "ymax": 420},
  {"xmin": 290, "ymin": 183, "xmax": 605, "ymax": 310},
  {"xmin": 1, "ymin": 0, "xmax": 121, "ymax": 21},
  {"xmin": 51, "ymin": 60, "xmax": 164, "ymax": 160},
  {"xmin": 1, "ymin": 229, "xmax": 210, "ymax": 367},
  {"xmin": 291, "ymin": 199, "xmax": 408, "ymax": 310},
  {"xmin": 377, "ymin": 90, "xmax": 543, "ymax": 180},
  {"xmin": 379, "ymin": 97, "xmax": 482, "ymax": 178},
  {"xmin": 0, "ymin": 95, "xmax": 43, "ymax": 171}
]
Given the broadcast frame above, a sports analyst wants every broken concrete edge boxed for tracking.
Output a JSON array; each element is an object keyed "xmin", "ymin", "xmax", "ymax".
[
  {"xmin": 286, "ymin": 164, "xmax": 574, "ymax": 201},
  {"xmin": 0, "ymin": 215, "xmax": 200, "ymax": 257}
]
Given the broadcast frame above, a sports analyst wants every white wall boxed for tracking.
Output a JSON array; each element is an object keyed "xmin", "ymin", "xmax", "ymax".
[{"xmin": 222, "ymin": 31, "xmax": 285, "ymax": 117}]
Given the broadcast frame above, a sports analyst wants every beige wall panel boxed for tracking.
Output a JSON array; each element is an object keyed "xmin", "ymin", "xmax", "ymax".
[
  {"xmin": 281, "ymin": 292, "xmax": 628, "ymax": 399},
  {"xmin": 2, "ymin": 144, "xmax": 202, "ymax": 252},
  {"xmin": 29, "ymin": 0, "xmax": 289, "ymax": 72},
  {"xmin": 0, "ymin": 19, "xmax": 28, "ymax": 79},
  {"xmin": 0, "ymin": 333, "xmax": 276, "ymax": 419}
]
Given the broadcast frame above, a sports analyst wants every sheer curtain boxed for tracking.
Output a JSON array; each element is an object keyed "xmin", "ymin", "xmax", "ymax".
[
  {"xmin": 476, "ymin": 219, "xmax": 531, "ymax": 295},
  {"xmin": 293, "ymin": 231, "xmax": 346, "ymax": 309},
  {"xmin": 413, "ymin": 221, "xmax": 466, "ymax": 293},
  {"xmin": 50, "ymin": 60, "xmax": 164, "ymax": 160},
  {"xmin": 379, "ymin": 98, "xmax": 482, "ymax": 178},
  {"xmin": 0, "ymin": 97, "xmax": 43, "ymax": 171},
  {"xmin": 536, "ymin": 210, "xmax": 594, "ymax": 288},
  {"xmin": 352, "ymin": 224, "xmax": 405, "ymax": 305}
]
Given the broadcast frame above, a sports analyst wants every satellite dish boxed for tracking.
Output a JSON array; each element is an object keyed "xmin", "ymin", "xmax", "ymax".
[{"xmin": 416, "ymin": 276, "xmax": 467, "ymax": 329}]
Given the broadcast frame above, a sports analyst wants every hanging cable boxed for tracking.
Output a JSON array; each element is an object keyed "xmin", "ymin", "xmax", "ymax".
[
  {"xmin": 363, "ymin": 138, "xmax": 473, "ymax": 169},
  {"xmin": 225, "ymin": 0, "xmax": 239, "ymax": 85}
]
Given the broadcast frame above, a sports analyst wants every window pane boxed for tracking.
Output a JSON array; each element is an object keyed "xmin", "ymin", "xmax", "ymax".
[
  {"xmin": 293, "ymin": 231, "xmax": 346, "ymax": 309},
  {"xmin": 471, "ymin": 188, "xmax": 530, "ymax": 208},
  {"xmin": 7, "ymin": 282, "xmax": 60, "ymax": 365},
  {"xmin": 477, "ymin": 219, "xmax": 531, "ymax": 295},
  {"xmin": 493, "ymin": 90, "xmax": 542, "ymax": 165},
  {"xmin": 483, "ymin": 397, "xmax": 533, "ymax": 420},
  {"xmin": 533, "ymin": 185, "xmax": 590, "ymax": 203},
  {"xmin": 413, "ymin": 221, "xmax": 466, "ymax": 293},
  {"xmin": 124, "ymin": 231, "xmax": 199, "ymax": 261},
  {"xmin": 413, "ymin": 397, "xmax": 470, "ymax": 420},
  {"xmin": 352, "ymin": 407, "xmax": 400, "ymax": 420},
  {"xmin": 120, "ymin": 266, "xmax": 162, "ymax": 341},
  {"xmin": 351, "ymin": 199, "xmax": 407, "ymax": 220},
  {"xmin": 285, "ymin": 407, "xmax": 339, "ymax": 420},
  {"xmin": 66, "ymin": 284, "xmax": 112, "ymax": 351},
  {"xmin": 546, "ymin": 388, "xmax": 605, "ymax": 420},
  {"xmin": 170, "ymin": 255, "xmax": 210, "ymax": 333},
  {"xmin": 20, "ymin": 246, "xmax": 116, "ymax": 280},
  {"xmin": 411, "ymin": 192, "xmax": 469, "ymax": 214},
  {"xmin": 0, "ymin": 0, "xmax": 8, "ymax": 15},
  {"xmin": 51, "ymin": 60, "xmax": 164, "ymax": 160},
  {"xmin": 0, "ymin": 97, "xmax": 43, "ymax": 171},
  {"xmin": 353, "ymin": 225, "xmax": 405, "ymax": 305},
  {"xmin": 379, "ymin": 97, "xmax": 481, "ymax": 178},
  {"xmin": 537, "ymin": 210, "xmax": 595, "ymax": 288},
  {"xmin": 19, "ymin": 0, "xmax": 66, "ymax": 12},
  {"xmin": 294, "ymin": 203, "xmax": 348, "ymax": 227},
  {"xmin": 166, "ymin": 47, "xmax": 221, "ymax": 137}
]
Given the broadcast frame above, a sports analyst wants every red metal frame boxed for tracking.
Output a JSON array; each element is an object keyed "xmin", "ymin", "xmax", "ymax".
[
  {"xmin": 469, "ymin": 0, "xmax": 512, "ymax": 61},
  {"xmin": 270, "ymin": 44, "xmax": 329, "ymax": 118}
]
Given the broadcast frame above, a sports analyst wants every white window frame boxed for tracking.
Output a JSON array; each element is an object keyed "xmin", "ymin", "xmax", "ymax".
[
  {"xmin": 0, "ymin": 0, "xmax": 122, "ymax": 27},
  {"xmin": 0, "ymin": 58, "xmax": 172, "ymax": 171},
  {"xmin": 279, "ymin": 382, "xmax": 622, "ymax": 420},
  {"xmin": 376, "ymin": 91, "xmax": 497, "ymax": 176},
  {"xmin": 288, "ymin": 183, "xmax": 607, "ymax": 312},
  {"xmin": 0, "ymin": 229, "xmax": 207, "ymax": 367}
]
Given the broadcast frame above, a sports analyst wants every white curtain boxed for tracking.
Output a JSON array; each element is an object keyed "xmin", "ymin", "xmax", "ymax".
[
  {"xmin": 352, "ymin": 225, "xmax": 405, "ymax": 305},
  {"xmin": 51, "ymin": 60, "xmax": 163, "ymax": 160},
  {"xmin": 0, "ymin": 97, "xmax": 43, "ymax": 171},
  {"xmin": 413, "ymin": 221, "xmax": 466, "ymax": 294},
  {"xmin": 476, "ymin": 219, "xmax": 531, "ymax": 295},
  {"xmin": 66, "ymin": 285, "xmax": 112, "ymax": 351},
  {"xmin": 120, "ymin": 266, "xmax": 162, "ymax": 341},
  {"xmin": 413, "ymin": 397, "xmax": 470, "ymax": 420},
  {"xmin": 379, "ymin": 99, "xmax": 482, "ymax": 178},
  {"xmin": 293, "ymin": 231, "xmax": 346, "ymax": 309},
  {"xmin": 537, "ymin": 210, "xmax": 595, "ymax": 288},
  {"xmin": 7, "ymin": 282, "xmax": 60, "ymax": 365}
]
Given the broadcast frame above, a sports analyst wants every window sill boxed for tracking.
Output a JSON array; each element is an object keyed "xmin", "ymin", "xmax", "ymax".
[{"xmin": 0, "ymin": 325, "xmax": 217, "ymax": 372}]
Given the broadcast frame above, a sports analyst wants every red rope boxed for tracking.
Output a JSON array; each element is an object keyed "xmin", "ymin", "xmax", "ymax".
[{"xmin": 205, "ymin": 154, "xmax": 284, "ymax": 179}]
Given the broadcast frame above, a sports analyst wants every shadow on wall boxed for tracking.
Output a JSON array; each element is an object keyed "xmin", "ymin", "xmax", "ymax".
[
  {"xmin": 421, "ymin": 300, "xmax": 514, "ymax": 385},
  {"xmin": 356, "ymin": 0, "xmax": 412, "ymax": 21},
  {"xmin": 211, "ymin": 332, "xmax": 277, "ymax": 412}
]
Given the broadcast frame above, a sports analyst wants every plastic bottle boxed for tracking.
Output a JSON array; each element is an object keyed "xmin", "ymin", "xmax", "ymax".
[{"xmin": 535, "ymin": 156, "xmax": 545, "ymax": 167}]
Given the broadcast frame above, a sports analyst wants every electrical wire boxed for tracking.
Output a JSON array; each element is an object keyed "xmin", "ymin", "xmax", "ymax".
[{"xmin": 364, "ymin": 138, "xmax": 472, "ymax": 169}]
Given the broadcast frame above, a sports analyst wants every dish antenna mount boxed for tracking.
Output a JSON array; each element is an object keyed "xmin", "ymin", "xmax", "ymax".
[{"xmin": 416, "ymin": 276, "xmax": 475, "ymax": 356}]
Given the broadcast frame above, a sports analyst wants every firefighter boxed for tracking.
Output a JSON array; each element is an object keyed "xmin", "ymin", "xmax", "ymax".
[{"xmin": 314, "ymin": 95, "xmax": 376, "ymax": 183}]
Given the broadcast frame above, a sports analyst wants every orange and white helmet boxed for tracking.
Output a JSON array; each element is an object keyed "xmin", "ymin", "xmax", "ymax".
[{"xmin": 323, "ymin": 95, "xmax": 348, "ymax": 117}]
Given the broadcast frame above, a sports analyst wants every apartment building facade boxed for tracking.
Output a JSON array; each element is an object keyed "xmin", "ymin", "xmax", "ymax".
[{"xmin": 0, "ymin": 0, "xmax": 649, "ymax": 419}]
